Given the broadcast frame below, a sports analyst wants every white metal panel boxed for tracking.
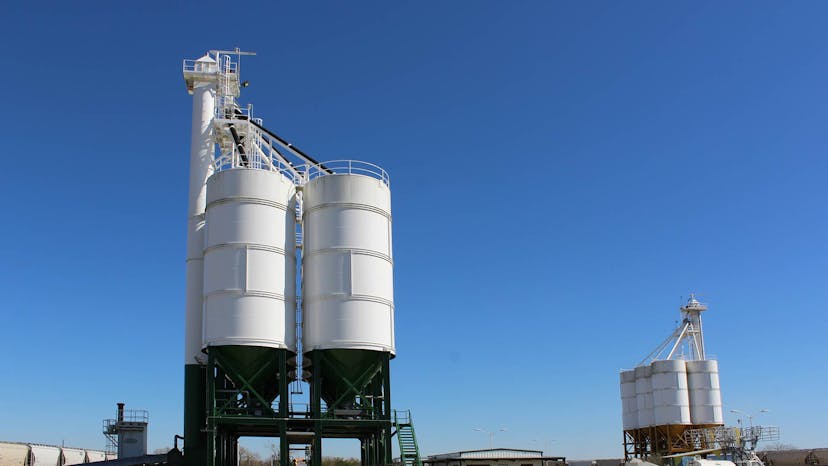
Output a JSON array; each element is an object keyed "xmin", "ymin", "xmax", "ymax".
[
  {"xmin": 686, "ymin": 359, "xmax": 724, "ymax": 425},
  {"xmin": 0, "ymin": 442, "xmax": 29, "ymax": 466},
  {"xmin": 620, "ymin": 369, "xmax": 638, "ymax": 430},
  {"xmin": 105, "ymin": 453, "xmax": 117, "ymax": 461},
  {"xmin": 303, "ymin": 173, "xmax": 395, "ymax": 354},
  {"xmin": 635, "ymin": 365, "xmax": 654, "ymax": 428},
  {"xmin": 85, "ymin": 450, "xmax": 106, "ymax": 463},
  {"xmin": 30, "ymin": 445, "xmax": 60, "ymax": 466},
  {"xmin": 651, "ymin": 359, "xmax": 691, "ymax": 425},
  {"xmin": 61, "ymin": 448, "xmax": 86, "ymax": 466},
  {"xmin": 203, "ymin": 168, "xmax": 297, "ymax": 351}
]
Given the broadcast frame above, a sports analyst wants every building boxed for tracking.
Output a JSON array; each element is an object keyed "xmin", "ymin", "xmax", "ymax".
[{"xmin": 424, "ymin": 449, "xmax": 566, "ymax": 466}]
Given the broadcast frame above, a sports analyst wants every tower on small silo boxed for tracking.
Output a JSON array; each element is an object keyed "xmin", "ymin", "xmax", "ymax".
[{"xmin": 619, "ymin": 295, "xmax": 724, "ymax": 461}]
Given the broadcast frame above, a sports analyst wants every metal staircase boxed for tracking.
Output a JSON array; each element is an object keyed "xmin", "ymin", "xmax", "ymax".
[{"xmin": 393, "ymin": 410, "xmax": 423, "ymax": 466}]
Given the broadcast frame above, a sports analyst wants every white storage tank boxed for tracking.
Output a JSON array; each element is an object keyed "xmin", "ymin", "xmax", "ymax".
[
  {"xmin": 686, "ymin": 359, "xmax": 724, "ymax": 425},
  {"xmin": 29, "ymin": 445, "xmax": 60, "ymax": 466},
  {"xmin": 302, "ymin": 166, "xmax": 395, "ymax": 354},
  {"xmin": 620, "ymin": 369, "xmax": 639, "ymax": 430},
  {"xmin": 61, "ymin": 448, "xmax": 86, "ymax": 466},
  {"xmin": 202, "ymin": 168, "xmax": 297, "ymax": 351},
  {"xmin": 0, "ymin": 442, "xmax": 29, "ymax": 466},
  {"xmin": 635, "ymin": 365, "xmax": 654, "ymax": 428},
  {"xmin": 651, "ymin": 359, "xmax": 691, "ymax": 425},
  {"xmin": 85, "ymin": 450, "xmax": 106, "ymax": 463}
]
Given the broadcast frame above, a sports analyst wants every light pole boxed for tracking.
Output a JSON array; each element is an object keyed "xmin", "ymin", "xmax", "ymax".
[
  {"xmin": 731, "ymin": 408, "xmax": 769, "ymax": 450},
  {"xmin": 730, "ymin": 409, "xmax": 769, "ymax": 429},
  {"xmin": 473, "ymin": 427, "xmax": 507, "ymax": 449}
]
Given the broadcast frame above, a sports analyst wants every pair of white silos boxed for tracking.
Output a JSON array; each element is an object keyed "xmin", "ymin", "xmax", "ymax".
[
  {"xmin": 200, "ymin": 166, "xmax": 396, "ymax": 360},
  {"xmin": 621, "ymin": 359, "xmax": 723, "ymax": 430}
]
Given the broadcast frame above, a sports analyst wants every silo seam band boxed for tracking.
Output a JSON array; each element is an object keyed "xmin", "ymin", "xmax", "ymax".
[
  {"xmin": 204, "ymin": 290, "xmax": 286, "ymax": 300},
  {"xmin": 304, "ymin": 202, "xmax": 391, "ymax": 219},
  {"xmin": 304, "ymin": 294, "xmax": 394, "ymax": 307},
  {"xmin": 204, "ymin": 242, "xmax": 289, "ymax": 255},
  {"xmin": 207, "ymin": 196, "xmax": 289, "ymax": 211},
  {"xmin": 303, "ymin": 247, "xmax": 392, "ymax": 263}
]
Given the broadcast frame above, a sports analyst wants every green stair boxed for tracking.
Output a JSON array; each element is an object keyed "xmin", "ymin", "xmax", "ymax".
[{"xmin": 393, "ymin": 410, "xmax": 423, "ymax": 466}]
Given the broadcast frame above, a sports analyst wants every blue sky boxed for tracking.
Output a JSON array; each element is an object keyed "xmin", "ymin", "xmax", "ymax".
[{"xmin": 1, "ymin": 0, "xmax": 826, "ymax": 460}]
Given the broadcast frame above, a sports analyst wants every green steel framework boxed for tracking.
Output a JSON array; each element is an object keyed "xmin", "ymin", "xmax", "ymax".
[{"xmin": 183, "ymin": 349, "xmax": 394, "ymax": 466}]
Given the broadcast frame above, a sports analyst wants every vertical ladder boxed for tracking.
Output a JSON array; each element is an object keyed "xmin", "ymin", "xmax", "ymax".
[{"xmin": 393, "ymin": 410, "xmax": 423, "ymax": 466}]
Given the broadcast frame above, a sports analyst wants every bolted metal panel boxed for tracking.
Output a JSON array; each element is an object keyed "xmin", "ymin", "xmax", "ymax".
[
  {"xmin": 651, "ymin": 359, "xmax": 692, "ymax": 425},
  {"xmin": 620, "ymin": 369, "xmax": 639, "ymax": 430},
  {"xmin": 203, "ymin": 168, "xmax": 297, "ymax": 352},
  {"xmin": 302, "ymin": 173, "xmax": 395, "ymax": 354},
  {"xmin": 686, "ymin": 360, "xmax": 724, "ymax": 426},
  {"xmin": 634, "ymin": 365, "xmax": 654, "ymax": 428}
]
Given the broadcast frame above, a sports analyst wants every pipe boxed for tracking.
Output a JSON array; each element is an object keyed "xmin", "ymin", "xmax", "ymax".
[
  {"xmin": 228, "ymin": 124, "xmax": 249, "ymax": 167},
  {"xmin": 233, "ymin": 109, "xmax": 333, "ymax": 173},
  {"xmin": 117, "ymin": 403, "xmax": 125, "ymax": 423}
]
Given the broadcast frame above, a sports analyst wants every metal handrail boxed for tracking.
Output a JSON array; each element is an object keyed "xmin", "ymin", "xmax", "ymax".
[{"xmin": 302, "ymin": 160, "xmax": 390, "ymax": 187}]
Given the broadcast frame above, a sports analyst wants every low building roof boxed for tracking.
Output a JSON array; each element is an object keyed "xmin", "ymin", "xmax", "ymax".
[{"xmin": 426, "ymin": 448, "xmax": 565, "ymax": 461}]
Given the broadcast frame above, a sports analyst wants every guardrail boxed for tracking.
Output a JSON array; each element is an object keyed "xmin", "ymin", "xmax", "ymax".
[{"xmin": 303, "ymin": 160, "xmax": 390, "ymax": 187}]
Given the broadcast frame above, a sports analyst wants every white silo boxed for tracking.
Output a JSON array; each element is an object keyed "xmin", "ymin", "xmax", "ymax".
[
  {"xmin": 302, "ymin": 166, "xmax": 394, "ymax": 354},
  {"xmin": 202, "ymin": 167, "xmax": 297, "ymax": 400},
  {"xmin": 651, "ymin": 359, "xmax": 691, "ymax": 426},
  {"xmin": 634, "ymin": 365, "xmax": 654, "ymax": 428},
  {"xmin": 686, "ymin": 359, "xmax": 724, "ymax": 426},
  {"xmin": 302, "ymin": 162, "xmax": 394, "ymax": 404},
  {"xmin": 620, "ymin": 369, "xmax": 639, "ymax": 431}
]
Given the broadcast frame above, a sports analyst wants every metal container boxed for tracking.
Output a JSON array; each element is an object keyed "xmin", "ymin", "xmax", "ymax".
[
  {"xmin": 620, "ymin": 369, "xmax": 639, "ymax": 430},
  {"xmin": 85, "ymin": 451, "xmax": 106, "ymax": 463},
  {"xmin": 651, "ymin": 359, "xmax": 691, "ymax": 425},
  {"xmin": 302, "ymin": 169, "xmax": 395, "ymax": 355},
  {"xmin": 203, "ymin": 168, "xmax": 297, "ymax": 401},
  {"xmin": 686, "ymin": 359, "xmax": 724, "ymax": 425},
  {"xmin": 61, "ymin": 448, "xmax": 86, "ymax": 466},
  {"xmin": 29, "ymin": 446, "xmax": 60, "ymax": 466},
  {"xmin": 635, "ymin": 365, "xmax": 654, "ymax": 428},
  {"xmin": 0, "ymin": 442, "xmax": 29, "ymax": 466},
  {"xmin": 203, "ymin": 167, "xmax": 297, "ymax": 351},
  {"xmin": 302, "ymin": 164, "xmax": 395, "ymax": 403}
]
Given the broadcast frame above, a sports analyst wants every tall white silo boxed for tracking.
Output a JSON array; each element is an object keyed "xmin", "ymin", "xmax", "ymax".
[
  {"xmin": 182, "ymin": 52, "xmax": 218, "ymax": 466},
  {"xmin": 203, "ymin": 167, "xmax": 297, "ymax": 401},
  {"xmin": 651, "ymin": 359, "xmax": 691, "ymax": 426},
  {"xmin": 686, "ymin": 359, "xmax": 724, "ymax": 426},
  {"xmin": 620, "ymin": 369, "xmax": 639, "ymax": 431},
  {"xmin": 635, "ymin": 365, "xmax": 654, "ymax": 428},
  {"xmin": 302, "ymin": 164, "xmax": 394, "ymax": 404}
]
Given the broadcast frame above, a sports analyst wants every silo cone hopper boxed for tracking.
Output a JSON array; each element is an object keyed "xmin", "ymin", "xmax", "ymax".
[
  {"xmin": 209, "ymin": 345, "xmax": 290, "ymax": 407},
  {"xmin": 311, "ymin": 349, "xmax": 390, "ymax": 409}
]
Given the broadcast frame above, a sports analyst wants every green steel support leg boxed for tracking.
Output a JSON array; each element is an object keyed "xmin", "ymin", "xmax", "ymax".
[
  {"xmin": 207, "ymin": 351, "xmax": 217, "ymax": 466},
  {"xmin": 311, "ymin": 351, "xmax": 322, "ymax": 466},
  {"xmin": 279, "ymin": 351, "xmax": 290, "ymax": 466},
  {"xmin": 184, "ymin": 364, "xmax": 207, "ymax": 466},
  {"xmin": 382, "ymin": 354, "xmax": 392, "ymax": 466}
]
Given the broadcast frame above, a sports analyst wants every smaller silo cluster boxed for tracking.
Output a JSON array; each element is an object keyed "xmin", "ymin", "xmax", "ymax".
[
  {"xmin": 620, "ymin": 296, "xmax": 724, "ymax": 461},
  {"xmin": 620, "ymin": 359, "xmax": 723, "ymax": 432}
]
